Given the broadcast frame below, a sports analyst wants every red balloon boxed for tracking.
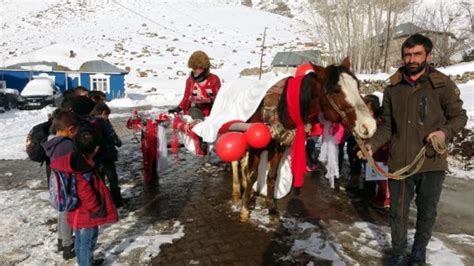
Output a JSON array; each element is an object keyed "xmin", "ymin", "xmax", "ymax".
[
  {"xmin": 245, "ymin": 123, "xmax": 271, "ymax": 148},
  {"xmin": 216, "ymin": 132, "xmax": 247, "ymax": 162}
]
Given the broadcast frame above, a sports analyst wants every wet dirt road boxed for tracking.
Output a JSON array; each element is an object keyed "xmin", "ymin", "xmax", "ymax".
[{"xmin": 0, "ymin": 115, "xmax": 472, "ymax": 265}]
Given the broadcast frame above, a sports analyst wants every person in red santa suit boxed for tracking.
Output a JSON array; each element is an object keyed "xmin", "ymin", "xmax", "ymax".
[{"xmin": 168, "ymin": 50, "xmax": 221, "ymax": 120}]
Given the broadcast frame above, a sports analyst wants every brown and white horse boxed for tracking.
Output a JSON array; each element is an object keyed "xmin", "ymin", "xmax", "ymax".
[{"xmin": 233, "ymin": 58, "xmax": 377, "ymax": 222}]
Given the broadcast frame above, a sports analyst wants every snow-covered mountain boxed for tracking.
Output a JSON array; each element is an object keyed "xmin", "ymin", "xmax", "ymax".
[{"xmin": 1, "ymin": 0, "xmax": 318, "ymax": 106}]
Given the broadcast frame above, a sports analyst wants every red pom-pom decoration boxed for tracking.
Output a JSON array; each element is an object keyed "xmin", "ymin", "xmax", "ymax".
[
  {"xmin": 245, "ymin": 123, "xmax": 271, "ymax": 148},
  {"xmin": 215, "ymin": 132, "xmax": 247, "ymax": 162}
]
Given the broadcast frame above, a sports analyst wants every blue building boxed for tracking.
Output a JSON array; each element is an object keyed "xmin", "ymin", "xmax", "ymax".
[{"xmin": 0, "ymin": 60, "xmax": 127, "ymax": 101}]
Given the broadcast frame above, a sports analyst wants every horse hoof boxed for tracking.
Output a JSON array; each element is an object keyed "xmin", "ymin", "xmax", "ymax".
[
  {"xmin": 269, "ymin": 209, "xmax": 280, "ymax": 223},
  {"xmin": 240, "ymin": 209, "xmax": 250, "ymax": 223},
  {"xmin": 270, "ymin": 215, "xmax": 280, "ymax": 224},
  {"xmin": 294, "ymin": 188, "xmax": 301, "ymax": 196}
]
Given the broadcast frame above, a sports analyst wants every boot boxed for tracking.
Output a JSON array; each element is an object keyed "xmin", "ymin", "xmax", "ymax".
[
  {"xmin": 345, "ymin": 174, "xmax": 360, "ymax": 191},
  {"xmin": 370, "ymin": 194, "xmax": 386, "ymax": 209},
  {"xmin": 93, "ymin": 258, "xmax": 105, "ymax": 266},
  {"xmin": 334, "ymin": 178, "xmax": 341, "ymax": 192},
  {"xmin": 409, "ymin": 246, "xmax": 426, "ymax": 265},
  {"xmin": 62, "ymin": 244, "xmax": 75, "ymax": 260},
  {"xmin": 112, "ymin": 188, "xmax": 124, "ymax": 208},
  {"xmin": 389, "ymin": 255, "xmax": 406, "ymax": 266},
  {"xmin": 57, "ymin": 239, "xmax": 63, "ymax": 252}
]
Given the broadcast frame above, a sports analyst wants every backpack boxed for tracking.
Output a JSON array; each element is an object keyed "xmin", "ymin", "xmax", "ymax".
[
  {"xmin": 26, "ymin": 120, "xmax": 52, "ymax": 163},
  {"xmin": 78, "ymin": 116, "xmax": 103, "ymax": 143},
  {"xmin": 48, "ymin": 170, "xmax": 79, "ymax": 211}
]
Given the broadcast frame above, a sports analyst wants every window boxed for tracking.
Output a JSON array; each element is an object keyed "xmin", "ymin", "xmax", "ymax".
[{"xmin": 90, "ymin": 74, "xmax": 110, "ymax": 93}]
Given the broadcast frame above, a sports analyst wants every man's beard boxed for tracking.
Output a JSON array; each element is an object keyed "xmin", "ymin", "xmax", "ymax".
[{"xmin": 405, "ymin": 60, "xmax": 427, "ymax": 75}]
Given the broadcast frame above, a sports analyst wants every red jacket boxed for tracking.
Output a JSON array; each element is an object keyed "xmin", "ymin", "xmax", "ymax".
[
  {"xmin": 68, "ymin": 167, "xmax": 118, "ymax": 229},
  {"xmin": 43, "ymin": 137, "xmax": 118, "ymax": 229},
  {"xmin": 178, "ymin": 73, "xmax": 221, "ymax": 116}
]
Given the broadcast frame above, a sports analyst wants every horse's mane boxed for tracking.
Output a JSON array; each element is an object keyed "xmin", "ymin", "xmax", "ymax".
[
  {"xmin": 277, "ymin": 72, "xmax": 318, "ymax": 126},
  {"xmin": 325, "ymin": 65, "xmax": 360, "ymax": 94}
]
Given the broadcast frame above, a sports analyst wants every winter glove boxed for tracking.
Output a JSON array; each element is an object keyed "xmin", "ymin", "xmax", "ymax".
[{"xmin": 168, "ymin": 106, "xmax": 182, "ymax": 113}]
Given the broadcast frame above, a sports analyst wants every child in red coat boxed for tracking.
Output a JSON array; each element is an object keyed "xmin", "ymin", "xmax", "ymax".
[
  {"xmin": 69, "ymin": 126, "xmax": 118, "ymax": 266},
  {"xmin": 42, "ymin": 109, "xmax": 79, "ymax": 260}
]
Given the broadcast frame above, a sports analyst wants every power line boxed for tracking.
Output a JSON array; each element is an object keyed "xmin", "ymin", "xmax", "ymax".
[
  {"xmin": 110, "ymin": 1, "xmax": 264, "ymax": 53},
  {"xmin": 111, "ymin": 0, "xmax": 185, "ymax": 37}
]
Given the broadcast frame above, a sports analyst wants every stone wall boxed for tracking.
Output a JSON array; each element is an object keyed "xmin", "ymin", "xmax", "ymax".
[{"xmin": 360, "ymin": 71, "xmax": 474, "ymax": 94}]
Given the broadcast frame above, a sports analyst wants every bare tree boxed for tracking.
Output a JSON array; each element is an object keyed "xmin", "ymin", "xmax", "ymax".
[
  {"xmin": 308, "ymin": 0, "xmax": 409, "ymax": 73},
  {"xmin": 459, "ymin": 1, "xmax": 473, "ymax": 33},
  {"xmin": 416, "ymin": 0, "xmax": 469, "ymax": 66}
]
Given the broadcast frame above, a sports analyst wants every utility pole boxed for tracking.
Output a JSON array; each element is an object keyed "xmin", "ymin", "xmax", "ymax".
[
  {"xmin": 383, "ymin": 0, "xmax": 393, "ymax": 73},
  {"xmin": 346, "ymin": 3, "xmax": 351, "ymax": 59},
  {"xmin": 259, "ymin": 27, "xmax": 267, "ymax": 80}
]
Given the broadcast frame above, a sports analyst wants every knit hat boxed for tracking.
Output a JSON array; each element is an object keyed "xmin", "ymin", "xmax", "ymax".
[{"xmin": 71, "ymin": 96, "xmax": 96, "ymax": 115}]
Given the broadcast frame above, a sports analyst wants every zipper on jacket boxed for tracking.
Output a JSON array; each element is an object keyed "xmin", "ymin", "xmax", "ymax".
[
  {"xmin": 403, "ymin": 86, "xmax": 413, "ymax": 167},
  {"xmin": 418, "ymin": 96, "xmax": 427, "ymax": 125}
]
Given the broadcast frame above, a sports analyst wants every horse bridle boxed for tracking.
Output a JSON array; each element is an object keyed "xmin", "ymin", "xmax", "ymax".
[{"xmin": 326, "ymin": 94, "xmax": 354, "ymax": 127}]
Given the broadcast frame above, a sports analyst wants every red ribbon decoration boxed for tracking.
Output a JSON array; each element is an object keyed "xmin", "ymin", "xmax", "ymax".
[
  {"xmin": 171, "ymin": 115, "xmax": 204, "ymax": 158},
  {"xmin": 286, "ymin": 76, "xmax": 307, "ymax": 188}
]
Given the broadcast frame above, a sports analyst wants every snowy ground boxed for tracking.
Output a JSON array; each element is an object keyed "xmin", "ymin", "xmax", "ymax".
[
  {"xmin": 0, "ymin": 135, "xmax": 185, "ymax": 265},
  {"xmin": 458, "ymin": 80, "xmax": 474, "ymax": 129},
  {"xmin": 2, "ymin": 69, "xmax": 472, "ymax": 178},
  {"xmin": 1, "ymin": 1, "xmax": 473, "ymax": 264},
  {"xmin": 0, "ymin": 107, "xmax": 54, "ymax": 159},
  {"xmin": 1, "ymin": 0, "xmax": 313, "ymax": 105},
  {"xmin": 238, "ymin": 200, "xmax": 473, "ymax": 265}
]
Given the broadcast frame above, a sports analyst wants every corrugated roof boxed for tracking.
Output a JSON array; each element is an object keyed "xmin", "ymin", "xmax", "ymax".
[
  {"xmin": 393, "ymin": 22, "xmax": 424, "ymax": 38},
  {"xmin": 6, "ymin": 61, "xmax": 60, "ymax": 70},
  {"xmin": 79, "ymin": 60, "xmax": 126, "ymax": 73},
  {"xmin": 271, "ymin": 50, "xmax": 321, "ymax": 67},
  {"xmin": 4, "ymin": 59, "xmax": 126, "ymax": 73}
]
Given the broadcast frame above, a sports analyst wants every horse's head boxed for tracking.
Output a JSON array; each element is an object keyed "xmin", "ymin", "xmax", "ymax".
[{"xmin": 311, "ymin": 58, "xmax": 376, "ymax": 139}]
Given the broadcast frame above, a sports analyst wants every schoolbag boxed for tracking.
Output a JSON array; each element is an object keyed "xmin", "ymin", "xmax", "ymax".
[
  {"xmin": 78, "ymin": 116, "xmax": 103, "ymax": 142},
  {"xmin": 48, "ymin": 170, "xmax": 79, "ymax": 211},
  {"xmin": 26, "ymin": 120, "xmax": 52, "ymax": 163}
]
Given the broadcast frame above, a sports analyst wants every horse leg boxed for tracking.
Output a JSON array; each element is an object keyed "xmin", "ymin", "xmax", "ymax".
[
  {"xmin": 231, "ymin": 161, "xmax": 241, "ymax": 202},
  {"xmin": 240, "ymin": 152, "xmax": 248, "ymax": 190},
  {"xmin": 240, "ymin": 150, "xmax": 260, "ymax": 223},
  {"xmin": 266, "ymin": 146, "xmax": 283, "ymax": 223},
  {"xmin": 240, "ymin": 152, "xmax": 257, "ymax": 209}
]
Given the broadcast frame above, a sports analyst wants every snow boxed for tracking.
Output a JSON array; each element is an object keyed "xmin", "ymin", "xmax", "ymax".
[
  {"xmin": 0, "ymin": 88, "xmax": 19, "ymax": 95},
  {"xmin": 20, "ymin": 78, "xmax": 56, "ymax": 96},
  {"xmin": 458, "ymin": 80, "xmax": 474, "ymax": 129},
  {"xmin": 283, "ymin": 219, "xmax": 468, "ymax": 265},
  {"xmin": 0, "ymin": 107, "xmax": 53, "ymax": 160},
  {"xmin": 438, "ymin": 61, "xmax": 474, "ymax": 77},
  {"xmin": 0, "ymin": 0, "xmax": 472, "ymax": 264},
  {"xmin": 448, "ymin": 165, "xmax": 474, "ymax": 180},
  {"xmin": 231, "ymin": 200, "xmax": 471, "ymax": 265},
  {"xmin": 1, "ymin": 0, "xmax": 312, "ymax": 104},
  {"xmin": 357, "ymin": 61, "xmax": 474, "ymax": 82},
  {"xmin": 0, "ymin": 0, "xmax": 310, "ymax": 160},
  {"xmin": 0, "ymin": 180, "xmax": 184, "ymax": 265},
  {"xmin": 5, "ymin": 43, "xmax": 103, "ymax": 71},
  {"xmin": 357, "ymin": 72, "xmax": 391, "ymax": 81}
]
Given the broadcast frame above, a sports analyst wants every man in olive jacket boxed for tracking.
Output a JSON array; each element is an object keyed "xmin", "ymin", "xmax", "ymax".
[{"xmin": 360, "ymin": 34, "xmax": 467, "ymax": 265}]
